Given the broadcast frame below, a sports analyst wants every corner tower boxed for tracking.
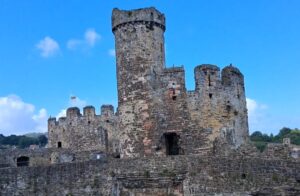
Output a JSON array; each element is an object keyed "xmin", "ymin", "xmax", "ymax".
[{"xmin": 112, "ymin": 8, "xmax": 166, "ymax": 157}]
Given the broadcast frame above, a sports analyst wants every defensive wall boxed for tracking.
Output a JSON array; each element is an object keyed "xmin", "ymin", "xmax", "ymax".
[{"xmin": 0, "ymin": 154, "xmax": 299, "ymax": 195}]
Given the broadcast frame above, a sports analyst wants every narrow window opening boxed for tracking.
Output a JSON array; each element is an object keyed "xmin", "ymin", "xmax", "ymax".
[
  {"xmin": 88, "ymin": 121, "xmax": 91, "ymax": 124},
  {"xmin": 172, "ymin": 88, "xmax": 177, "ymax": 100},
  {"xmin": 164, "ymin": 132, "xmax": 179, "ymax": 155},
  {"xmin": 209, "ymin": 93, "xmax": 213, "ymax": 99},
  {"xmin": 17, "ymin": 156, "xmax": 29, "ymax": 167},
  {"xmin": 208, "ymin": 74, "xmax": 211, "ymax": 86},
  {"xmin": 160, "ymin": 43, "xmax": 163, "ymax": 52},
  {"xmin": 241, "ymin": 173, "xmax": 246, "ymax": 179},
  {"xmin": 57, "ymin": 141, "xmax": 62, "ymax": 148},
  {"xmin": 237, "ymin": 94, "xmax": 240, "ymax": 99},
  {"xmin": 226, "ymin": 105, "xmax": 231, "ymax": 112},
  {"xmin": 106, "ymin": 120, "xmax": 110, "ymax": 123}
]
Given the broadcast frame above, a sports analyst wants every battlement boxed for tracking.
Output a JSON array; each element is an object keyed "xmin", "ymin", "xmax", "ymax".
[
  {"xmin": 66, "ymin": 107, "xmax": 81, "ymax": 118},
  {"xmin": 101, "ymin": 104, "xmax": 114, "ymax": 118},
  {"xmin": 194, "ymin": 64, "xmax": 245, "ymax": 91},
  {"xmin": 83, "ymin": 105, "xmax": 96, "ymax": 117},
  {"xmin": 48, "ymin": 105, "xmax": 116, "ymax": 126},
  {"xmin": 112, "ymin": 7, "xmax": 166, "ymax": 32},
  {"xmin": 163, "ymin": 66, "xmax": 184, "ymax": 74}
]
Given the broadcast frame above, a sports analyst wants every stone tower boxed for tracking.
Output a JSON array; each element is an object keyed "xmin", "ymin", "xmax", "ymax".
[{"xmin": 112, "ymin": 8, "xmax": 166, "ymax": 157}]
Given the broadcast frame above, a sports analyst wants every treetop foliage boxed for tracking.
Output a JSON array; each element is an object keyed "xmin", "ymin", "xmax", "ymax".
[{"xmin": 250, "ymin": 127, "xmax": 300, "ymax": 151}]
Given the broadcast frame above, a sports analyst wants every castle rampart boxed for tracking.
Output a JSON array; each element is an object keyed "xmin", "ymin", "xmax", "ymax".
[{"xmin": 48, "ymin": 105, "xmax": 117, "ymax": 153}]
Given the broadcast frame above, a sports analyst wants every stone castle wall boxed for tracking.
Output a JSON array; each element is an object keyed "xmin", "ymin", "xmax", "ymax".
[
  {"xmin": 48, "ymin": 105, "xmax": 118, "ymax": 153},
  {"xmin": 0, "ymin": 154, "xmax": 299, "ymax": 195}
]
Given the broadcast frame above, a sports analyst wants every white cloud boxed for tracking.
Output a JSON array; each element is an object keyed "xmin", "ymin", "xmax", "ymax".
[
  {"xmin": 56, "ymin": 109, "xmax": 67, "ymax": 118},
  {"xmin": 67, "ymin": 28, "xmax": 101, "ymax": 50},
  {"xmin": 69, "ymin": 96, "xmax": 87, "ymax": 108},
  {"xmin": 84, "ymin": 29, "xmax": 101, "ymax": 46},
  {"xmin": 55, "ymin": 96, "xmax": 87, "ymax": 118},
  {"xmin": 0, "ymin": 95, "xmax": 48, "ymax": 136},
  {"xmin": 108, "ymin": 49, "xmax": 116, "ymax": 57},
  {"xmin": 246, "ymin": 98, "xmax": 270, "ymax": 133},
  {"xmin": 36, "ymin": 36, "xmax": 60, "ymax": 57},
  {"xmin": 66, "ymin": 39, "xmax": 82, "ymax": 50}
]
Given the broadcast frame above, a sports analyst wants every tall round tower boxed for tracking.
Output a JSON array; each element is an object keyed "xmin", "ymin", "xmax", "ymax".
[
  {"xmin": 112, "ymin": 8, "xmax": 166, "ymax": 157},
  {"xmin": 112, "ymin": 7, "xmax": 166, "ymax": 104}
]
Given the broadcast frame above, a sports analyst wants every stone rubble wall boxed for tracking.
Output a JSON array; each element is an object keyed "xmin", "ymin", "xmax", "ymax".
[{"xmin": 0, "ymin": 154, "xmax": 299, "ymax": 196}]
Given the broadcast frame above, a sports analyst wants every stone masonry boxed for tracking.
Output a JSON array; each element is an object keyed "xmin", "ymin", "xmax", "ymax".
[
  {"xmin": 0, "ymin": 7, "xmax": 299, "ymax": 196},
  {"xmin": 113, "ymin": 7, "xmax": 248, "ymax": 158}
]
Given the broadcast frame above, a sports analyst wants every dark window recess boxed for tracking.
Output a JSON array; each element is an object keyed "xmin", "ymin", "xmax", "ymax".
[
  {"xmin": 208, "ymin": 75, "xmax": 211, "ymax": 86},
  {"xmin": 241, "ymin": 173, "xmax": 246, "ymax": 179},
  {"xmin": 57, "ymin": 141, "xmax": 62, "ymax": 148},
  {"xmin": 164, "ymin": 132, "xmax": 180, "ymax": 155},
  {"xmin": 106, "ymin": 120, "xmax": 110, "ymax": 123},
  {"xmin": 209, "ymin": 93, "xmax": 213, "ymax": 99},
  {"xmin": 172, "ymin": 88, "xmax": 177, "ymax": 100},
  {"xmin": 17, "ymin": 156, "xmax": 29, "ymax": 167},
  {"xmin": 226, "ymin": 105, "xmax": 231, "ymax": 112},
  {"xmin": 237, "ymin": 94, "xmax": 240, "ymax": 99},
  {"xmin": 88, "ymin": 121, "xmax": 91, "ymax": 124}
]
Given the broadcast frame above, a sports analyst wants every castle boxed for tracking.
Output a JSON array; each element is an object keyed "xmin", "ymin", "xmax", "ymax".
[
  {"xmin": 0, "ymin": 7, "xmax": 299, "ymax": 196},
  {"xmin": 48, "ymin": 7, "xmax": 248, "ymax": 158}
]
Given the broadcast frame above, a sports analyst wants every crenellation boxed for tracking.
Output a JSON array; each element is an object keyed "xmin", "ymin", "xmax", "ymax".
[
  {"xmin": 83, "ymin": 105, "xmax": 96, "ymax": 117},
  {"xmin": 66, "ymin": 107, "xmax": 81, "ymax": 118},
  {"xmin": 101, "ymin": 104, "xmax": 114, "ymax": 117},
  {"xmin": 112, "ymin": 7, "xmax": 165, "ymax": 33}
]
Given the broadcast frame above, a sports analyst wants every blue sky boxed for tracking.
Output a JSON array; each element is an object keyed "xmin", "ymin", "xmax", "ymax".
[{"xmin": 0, "ymin": 0, "xmax": 299, "ymax": 135}]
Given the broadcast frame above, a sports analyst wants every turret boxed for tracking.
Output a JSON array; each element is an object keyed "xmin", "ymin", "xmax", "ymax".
[
  {"xmin": 221, "ymin": 64, "xmax": 249, "ymax": 147},
  {"xmin": 222, "ymin": 64, "xmax": 244, "ymax": 87},
  {"xmin": 194, "ymin": 64, "xmax": 220, "ymax": 92},
  {"xmin": 48, "ymin": 117, "xmax": 57, "ymax": 128}
]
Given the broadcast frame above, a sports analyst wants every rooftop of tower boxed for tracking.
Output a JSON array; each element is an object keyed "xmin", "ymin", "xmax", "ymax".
[{"xmin": 112, "ymin": 7, "xmax": 166, "ymax": 32}]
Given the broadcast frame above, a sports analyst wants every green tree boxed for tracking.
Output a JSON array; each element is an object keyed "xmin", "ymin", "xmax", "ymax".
[
  {"xmin": 38, "ymin": 135, "xmax": 48, "ymax": 146},
  {"xmin": 18, "ymin": 136, "xmax": 39, "ymax": 148}
]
